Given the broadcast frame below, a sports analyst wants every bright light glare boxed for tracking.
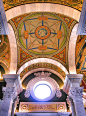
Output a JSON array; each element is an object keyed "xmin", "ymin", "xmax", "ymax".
[{"xmin": 34, "ymin": 84, "xmax": 51, "ymax": 99}]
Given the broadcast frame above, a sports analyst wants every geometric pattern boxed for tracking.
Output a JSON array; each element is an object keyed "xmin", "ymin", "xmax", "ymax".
[
  {"xmin": 1, "ymin": 49, "xmax": 10, "ymax": 63},
  {"xmin": 10, "ymin": 12, "xmax": 77, "ymax": 70},
  {"xmin": 11, "ymin": 14, "xmax": 29, "ymax": 28},
  {"xmin": 53, "ymin": 47, "xmax": 66, "ymax": 63},
  {"xmin": 76, "ymin": 35, "xmax": 86, "ymax": 91},
  {"xmin": 20, "ymin": 62, "xmax": 66, "ymax": 80},
  {"xmin": 0, "ymin": 35, "xmax": 10, "ymax": 64},
  {"xmin": 3, "ymin": 0, "xmax": 83, "ymax": 11},
  {"xmin": 20, "ymin": 48, "xmax": 33, "ymax": 63}
]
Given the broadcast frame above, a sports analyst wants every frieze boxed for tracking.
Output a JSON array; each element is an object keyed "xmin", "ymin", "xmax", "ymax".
[
  {"xmin": 69, "ymin": 78, "xmax": 82, "ymax": 83},
  {"xmin": 19, "ymin": 102, "xmax": 66, "ymax": 112}
]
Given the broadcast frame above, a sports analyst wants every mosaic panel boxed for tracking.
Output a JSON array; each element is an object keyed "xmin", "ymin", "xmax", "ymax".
[
  {"xmin": 10, "ymin": 12, "xmax": 77, "ymax": 69},
  {"xmin": 18, "ymin": 13, "xmax": 68, "ymax": 55},
  {"xmin": 76, "ymin": 35, "xmax": 86, "ymax": 91},
  {"xmin": 0, "ymin": 35, "xmax": 10, "ymax": 70},
  {"xmin": 3, "ymin": 0, "xmax": 83, "ymax": 11},
  {"xmin": 20, "ymin": 62, "xmax": 66, "ymax": 79}
]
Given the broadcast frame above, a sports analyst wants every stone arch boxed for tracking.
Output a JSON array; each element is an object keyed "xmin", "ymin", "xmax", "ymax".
[
  {"xmin": 68, "ymin": 23, "xmax": 78, "ymax": 74},
  {"xmin": 8, "ymin": 23, "xmax": 17, "ymax": 74},
  {"xmin": 6, "ymin": 3, "xmax": 80, "ymax": 22},
  {"xmin": 6, "ymin": 3, "xmax": 80, "ymax": 74},
  {"xmin": 21, "ymin": 68, "xmax": 65, "ymax": 84},
  {"xmin": 17, "ymin": 58, "xmax": 68, "ymax": 78}
]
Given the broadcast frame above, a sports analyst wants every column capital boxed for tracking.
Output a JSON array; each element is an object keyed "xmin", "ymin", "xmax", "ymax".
[
  {"xmin": 69, "ymin": 87, "xmax": 83, "ymax": 100},
  {"xmin": 67, "ymin": 74, "xmax": 83, "ymax": 87},
  {"xmin": 3, "ymin": 74, "xmax": 23, "ymax": 95},
  {"xmin": 63, "ymin": 74, "xmax": 83, "ymax": 93},
  {"xmin": 2, "ymin": 87, "xmax": 17, "ymax": 100}
]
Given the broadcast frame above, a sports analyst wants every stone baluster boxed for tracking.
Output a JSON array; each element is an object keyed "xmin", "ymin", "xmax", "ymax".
[{"xmin": 0, "ymin": 74, "xmax": 23, "ymax": 116}]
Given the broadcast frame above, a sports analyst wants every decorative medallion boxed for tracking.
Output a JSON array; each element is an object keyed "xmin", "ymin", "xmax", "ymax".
[
  {"xmin": 18, "ymin": 12, "xmax": 68, "ymax": 55},
  {"xmin": 35, "ymin": 26, "xmax": 51, "ymax": 40}
]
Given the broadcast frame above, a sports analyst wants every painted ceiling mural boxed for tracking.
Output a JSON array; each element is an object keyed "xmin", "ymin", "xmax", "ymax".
[
  {"xmin": 20, "ymin": 62, "xmax": 66, "ymax": 80},
  {"xmin": 0, "ymin": 35, "xmax": 10, "ymax": 63},
  {"xmin": 3, "ymin": 0, "xmax": 83, "ymax": 11},
  {"xmin": 9, "ymin": 12, "xmax": 77, "ymax": 70},
  {"xmin": 76, "ymin": 35, "xmax": 86, "ymax": 91},
  {"xmin": 0, "ymin": 35, "xmax": 10, "ymax": 71}
]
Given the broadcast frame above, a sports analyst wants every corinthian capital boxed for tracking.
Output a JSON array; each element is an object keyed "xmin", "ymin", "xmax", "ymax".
[
  {"xmin": 69, "ymin": 87, "xmax": 83, "ymax": 99},
  {"xmin": 2, "ymin": 87, "xmax": 17, "ymax": 100}
]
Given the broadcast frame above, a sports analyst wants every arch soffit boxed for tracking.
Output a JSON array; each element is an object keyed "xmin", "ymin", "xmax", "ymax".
[
  {"xmin": 6, "ymin": 3, "xmax": 80, "ymax": 22},
  {"xmin": 21, "ymin": 68, "xmax": 65, "ymax": 84},
  {"xmin": 17, "ymin": 58, "xmax": 69, "ymax": 76},
  {"xmin": 68, "ymin": 23, "xmax": 78, "ymax": 74}
]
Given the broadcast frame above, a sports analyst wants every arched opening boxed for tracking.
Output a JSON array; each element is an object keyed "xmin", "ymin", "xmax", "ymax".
[{"xmin": 0, "ymin": 65, "xmax": 5, "ymax": 78}]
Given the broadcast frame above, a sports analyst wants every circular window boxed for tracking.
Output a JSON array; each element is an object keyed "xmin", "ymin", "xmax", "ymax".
[
  {"xmin": 33, "ymin": 81, "xmax": 52, "ymax": 100},
  {"xmin": 34, "ymin": 84, "xmax": 51, "ymax": 99},
  {"xmin": 25, "ymin": 72, "xmax": 62, "ymax": 101}
]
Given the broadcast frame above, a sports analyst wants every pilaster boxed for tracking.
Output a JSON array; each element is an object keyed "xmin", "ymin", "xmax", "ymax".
[
  {"xmin": 67, "ymin": 74, "xmax": 85, "ymax": 116},
  {"xmin": 69, "ymin": 87, "xmax": 85, "ymax": 116},
  {"xmin": 67, "ymin": 96, "xmax": 76, "ymax": 116},
  {"xmin": 0, "ymin": 74, "xmax": 23, "ymax": 116}
]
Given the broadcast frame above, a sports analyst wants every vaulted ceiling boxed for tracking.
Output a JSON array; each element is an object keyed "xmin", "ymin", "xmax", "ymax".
[{"xmin": 0, "ymin": 0, "xmax": 86, "ymax": 92}]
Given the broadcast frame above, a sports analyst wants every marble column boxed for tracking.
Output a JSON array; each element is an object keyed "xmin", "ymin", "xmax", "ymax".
[
  {"xmin": 0, "ymin": 74, "xmax": 23, "ymax": 116},
  {"xmin": 69, "ymin": 87, "xmax": 86, "ymax": 116},
  {"xmin": 67, "ymin": 74, "xmax": 86, "ymax": 116},
  {"xmin": 0, "ymin": 87, "xmax": 17, "ymax": 116}
]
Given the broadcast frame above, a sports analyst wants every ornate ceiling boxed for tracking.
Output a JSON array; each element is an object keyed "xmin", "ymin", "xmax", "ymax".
[
  {"xmin": 1, "ymin": 0, "xmax": 86, "ymax": 91},
  {"xmin": 3, "ymin": 0, "xmax": 83, "ymax": 11},
  {"xmin": 9, "ymin": 12, "xmax": 77, "ymax": 70},
  {"xmin": 76, "ymin": 35, "xmax": 86, "ymax": 91}
]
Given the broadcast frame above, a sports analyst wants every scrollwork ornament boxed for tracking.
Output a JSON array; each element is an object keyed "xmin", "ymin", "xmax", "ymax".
[
  {"xmin": 24, "ymin": 87, "xmax": 30, "ymax": 98},
  {"xmin": 66, "ymin": 96, "xmax": 71, "ymax": 108},
  {"xmin": 56, "ymin": 88, "xmax": 62, "ymax": 98}
]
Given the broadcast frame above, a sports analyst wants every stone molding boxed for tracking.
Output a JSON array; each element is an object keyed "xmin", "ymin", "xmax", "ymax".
[
  {"xmin": 3, "ymin": 74, "xmax": 23, "ymax": 95},
  {"xmin": 63, "ymin": 74, "xmax": 83, "ymax": 93}
]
